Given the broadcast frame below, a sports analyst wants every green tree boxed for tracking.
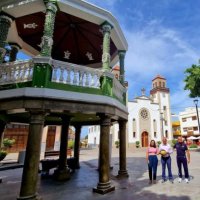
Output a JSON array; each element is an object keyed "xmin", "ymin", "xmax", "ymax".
[{"xmin": 184, "ymin": 65, "xmax": 200, "ymax": 97}]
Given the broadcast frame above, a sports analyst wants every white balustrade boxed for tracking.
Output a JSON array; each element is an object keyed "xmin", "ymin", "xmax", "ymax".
[
  {"xmin": 51, "ymin": 60, "xmax": 103, "ymax": 89},
  {"xmin": 112, "ymin": 77, "xmax": 126, "ymax": 101},
  {"xmin": 0, "ymin": 60, "xmax": 34, "ymax": 85}
]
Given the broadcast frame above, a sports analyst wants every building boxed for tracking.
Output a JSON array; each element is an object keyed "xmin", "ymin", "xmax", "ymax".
[
  {"xmin": 88, "ymin": 75, "xmax": 173, "ymax": 148},
  {"xmin": 179, "ymin": 107, "xmax": 200, "ymax": 137},
  {"xmin": 172, "ymin": 121, "xmax": 181, "ymax": 138},
  {"xmin": 0, "ymin": 0, "xmax": 128, "ymax": 198}
]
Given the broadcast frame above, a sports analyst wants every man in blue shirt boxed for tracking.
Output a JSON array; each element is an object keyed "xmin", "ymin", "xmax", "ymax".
[{"xmin": 174, "ymin": 136, "xmax": 190, "ymax": 183}]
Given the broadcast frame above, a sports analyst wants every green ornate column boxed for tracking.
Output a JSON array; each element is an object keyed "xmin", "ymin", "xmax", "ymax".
[
  {"xmin": 118, "ymin": 50, "xmax": 126, "ymax": 84},
  {"xmin": 0, "ymin": 14, "xmax": 12, "ymax": 63},
  {"xmin": 100, "ymin": 22, "xmax": 113, "ymax": 97},
  {"xmin": 102, "ymin": 22, "xmax": 112, "ymax": 71},
  {"xmin": 93, "ymin": 115, "xmax": 115, "ymax": 194},
  {"xmin": 9, "ymin": 43, "xmax": 21, "ymax": 62},
  {"xmin": 118, "ymin": 120, "xmax": 129, "ymax": 178},
  {"xmin": 32, "ymin": 1, "xmax": 57, "ymax": 87},
  {"xmin": 40, "ymin": 1, "xmax": 57, "ymax": 56},
  {"xmin": 53, "ymin": 116, "xmax": 71, "ymax": 181},
  {"xmin": 74, "ymin": 124, "xmax": 81, "ymax": 169},
  {"xmin": 18, "ymin": 110, "xmax": 45, "ymax": 200}
]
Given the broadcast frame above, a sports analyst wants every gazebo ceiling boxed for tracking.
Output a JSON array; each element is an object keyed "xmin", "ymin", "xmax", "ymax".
[{"xmin": 15, "ymin": 11, "xmax": 117, "ymax": 65}]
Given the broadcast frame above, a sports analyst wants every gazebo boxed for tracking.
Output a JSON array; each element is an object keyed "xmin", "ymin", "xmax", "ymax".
[{"xmin": 0, "ymin": 0, "xmax": 128, "ymax": 199}]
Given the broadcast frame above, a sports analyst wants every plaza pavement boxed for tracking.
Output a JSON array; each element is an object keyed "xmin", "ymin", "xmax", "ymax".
[{"xmin": 0, "ymin": 147, "xmax": 200, "ymax": 200}]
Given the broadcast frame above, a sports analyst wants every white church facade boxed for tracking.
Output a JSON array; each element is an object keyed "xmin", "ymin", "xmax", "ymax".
[{"xmin": 88, "ymin": 74, "xmax": 173, "ymax": 148}]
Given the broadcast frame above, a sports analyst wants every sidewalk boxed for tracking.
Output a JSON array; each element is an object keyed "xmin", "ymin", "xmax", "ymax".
[{"xmin": 0, "ymin": 147, "xmax": 200, "ymax": 200}]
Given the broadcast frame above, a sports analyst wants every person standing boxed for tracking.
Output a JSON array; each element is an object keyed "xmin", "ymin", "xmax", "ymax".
[
  {"xmin": 146, "ymin": 140, "xmax": 159, "ymax": 184},
  {"xmin": 174, "ymin": 136, "xmax": 190, "ymax": 183},
  {"xmin": 159, "ymin": 137, "xmax": 174, "ymax": 183}
]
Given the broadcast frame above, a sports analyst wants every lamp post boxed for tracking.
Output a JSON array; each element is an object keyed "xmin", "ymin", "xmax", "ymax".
[
  {"xmin": 160, "ymin": 112, "xmax": 164, "ymax": 137},
  {"xmin": 194, "ymin": 99, "xmax": 200, "ymax": 135}
]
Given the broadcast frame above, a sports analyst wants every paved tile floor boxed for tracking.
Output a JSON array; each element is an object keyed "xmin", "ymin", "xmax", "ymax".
[{"xmin": 0, "ymin": 147, "xmax": 200, "ymax": 200}]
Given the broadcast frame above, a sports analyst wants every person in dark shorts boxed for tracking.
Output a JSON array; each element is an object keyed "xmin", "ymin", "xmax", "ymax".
[{"xmin": 174, "ymin": 136, "xmax": 190, "ymax": 183}]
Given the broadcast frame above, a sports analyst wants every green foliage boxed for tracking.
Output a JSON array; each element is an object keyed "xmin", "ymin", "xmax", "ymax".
[
  {"xmin": 3, "ymin": 138, "xmax": 15, "ymax": 148},
  {"xmin": 68, "ymin": 140, "xmax": 74, "ymax": 149},
  {"xmin": 85, "ymin": 135, "xmax": 88, "ymax": 140},
  {"xmin": 171, "ymin": 139, "xmax": 177, "ymax": 146},
  {"xmin": 157, "ymin": 141, "xmax": 161, "ymax": 147},
  {"xmin": 0, "ymin": 150, "xmax": 7, "ymax": 161},
  {"xmin": 184, "ymin": 65, "xmax": 200, "ymax": 97},
  {"xmin": 136, "ymin": 141, "xmax": 140, "ymax": 148},
  {"xmin": 189, "ymin": 144, "xmax": 198, "ymax": 148},
  {"xmin": 115, "ymin": 141, "xmax": 119, "ymax": 148}
]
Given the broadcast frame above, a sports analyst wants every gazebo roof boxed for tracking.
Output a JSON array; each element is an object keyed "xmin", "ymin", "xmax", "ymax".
[{"xmin": 0, "ymin": 0, "xmax": 128, "ymax": 67}]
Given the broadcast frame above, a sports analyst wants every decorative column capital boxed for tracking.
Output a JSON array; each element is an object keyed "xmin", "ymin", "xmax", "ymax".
[
  {"xmin": 98, "ymin": 114, "xmax": 112, "ymax": 126},
  {"xmin": 0, "ymin": 14, "xmax": 13, "ymax": 25},
  {"xmin": 118, "ymin": 50, "xmax": 126, "ymax": 58},
  {"xmin": 45, "ymin": 2, "xmax": 58, "ymax": 14},
  {"xmin": 101, "ymin": 22, "xmax": 113, "ymax": 33}
]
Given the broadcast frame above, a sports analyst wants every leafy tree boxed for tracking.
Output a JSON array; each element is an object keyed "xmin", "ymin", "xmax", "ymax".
[{"xmin": 184, "ymin": 65, "xmax": 200, "ymax": 97}]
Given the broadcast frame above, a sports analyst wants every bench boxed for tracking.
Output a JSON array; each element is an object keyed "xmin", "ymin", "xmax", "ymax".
[
  {"xmin": 40, "ymin": 157, "xmax": 76, "ymax": 177},
  {"xmin": 44, "ymin": 149, "xmax": 72, "ymax": 158}
]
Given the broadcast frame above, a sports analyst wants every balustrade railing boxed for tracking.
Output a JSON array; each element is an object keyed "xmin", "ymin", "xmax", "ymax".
[
  {"xmin": 0, "ymin": 60, "xmax": 33, "ymax": 85},
  {"xmin": 51, "ymin": 60, "xmax": 103, "ymax": 89},
  {"xmin": 113, "ymin": 77, "xmax": 126, "ymax": 101}
]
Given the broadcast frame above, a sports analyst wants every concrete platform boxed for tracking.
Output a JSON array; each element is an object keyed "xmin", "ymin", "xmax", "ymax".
[{"xmin": 0, "ymin": 147, "xmax": 200, "ymax": 200}]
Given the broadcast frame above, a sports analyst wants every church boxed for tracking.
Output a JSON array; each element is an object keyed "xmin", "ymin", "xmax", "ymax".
[{"xmin": 88, "ymin": 74, "xmax": 173, "ymax": 147}]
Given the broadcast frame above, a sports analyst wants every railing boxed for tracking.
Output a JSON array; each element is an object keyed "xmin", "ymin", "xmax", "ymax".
[
  {"xmin": 113, "ymin": 77, "xmax": 126, "ymax": 101},
  {"xmin": 0, "ymin": 60, "xmax": 34, "ymax": 85},
  {"xmin": 51, "ymin": 60, "xmax": 103, "ymax": 89}
]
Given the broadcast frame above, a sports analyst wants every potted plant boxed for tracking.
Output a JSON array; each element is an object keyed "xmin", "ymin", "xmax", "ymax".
[
  {"xmin": 157, "ymin": 141, "xmax": 161, "ymax": 147},
  {"xmin": 0, "ymin": 150, "xmax": 7, "ymax": 161},
  {"xmin": 136, "ymin": 141, "xmax": 140, "ymax": 148},
  {"xmin": 115, "ymin": 141, "xmax": 119, "ymax": 148},
  {"xmin": 3, "ymin": 138, "xmax": 15, "ymax": 148},
  {"xmin": 0, "ymin": 138, "xmax": 15, "ymax": 162}
]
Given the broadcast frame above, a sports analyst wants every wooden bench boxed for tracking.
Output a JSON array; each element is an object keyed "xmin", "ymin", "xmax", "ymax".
[{"xmin": 44, "ymin": 149, "xmax": 72, "ymax": 158}]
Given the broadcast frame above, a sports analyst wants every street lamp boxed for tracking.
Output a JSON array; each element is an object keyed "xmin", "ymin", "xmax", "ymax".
[
  {"xmin": 160, "ymin": 112, "xmax": 164, "ymax": 137},
  {"xmin": 194, "ymin": 99, "xmax": 200, "ymax": 135}
]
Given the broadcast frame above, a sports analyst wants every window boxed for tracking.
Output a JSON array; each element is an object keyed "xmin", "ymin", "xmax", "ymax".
[
  {"xmin": 140, "ymin": 108, "xmax": 149, "ymax": 120},
  {"xmin": 165, "ymin": 120, "xmax": 168, "ymax": 126},
  {"xmin": 192, "ymin": 116, "xmax": 197, "ymax": 120},
  {"xmin": 183, "ymin": 128, "xmax": 187, "ymax": 132},
  {"xmin": 193, "ymin": 127, "xmax": 198, "ymax": 131},
  {"xmin": 182, "ymin": 118, "xmax": 187, "ymax": 122},
  {"xmin": 133, "ymin": 132, "xmax": 136, "ymax": 138},
  {"xmin": 163, "ymin": 82, "xmax": 165, "ymax": 87},
  {"xmin": 163, "ymin": 106, "xmax": 166, "ymax": 110},
  {"xmin": 154, "ymin": 132, "xmax": 157, "ymax": 137},
  {"xmin": 159, "ymin": 81, "xmax": 161, "ymax": 87},
  {"xmin": 188, "ymin": 127, "xmax": 193, "ymax": 130}
]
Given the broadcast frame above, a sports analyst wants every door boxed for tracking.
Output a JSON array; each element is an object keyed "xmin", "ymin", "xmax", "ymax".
[{"xmin": 141, "ymin": 131, "xmax": 149, "ymax": 147}]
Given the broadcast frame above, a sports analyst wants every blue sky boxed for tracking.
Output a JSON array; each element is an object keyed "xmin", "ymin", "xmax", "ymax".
[{"xmin": 86, "ymin": 0, "xmax": 200, "ymax": 116}]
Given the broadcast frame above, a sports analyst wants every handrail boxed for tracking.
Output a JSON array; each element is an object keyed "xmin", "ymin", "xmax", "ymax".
[{"xmin": 0, "ymin": 60, "xmax": 33, "ymax": 85}]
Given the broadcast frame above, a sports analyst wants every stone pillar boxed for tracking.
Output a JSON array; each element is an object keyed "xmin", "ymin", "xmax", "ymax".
[
  {"xmin": 0, "ymin": 14, "xmax": 12, "ymax": 63},
  {"xmin": 0, "ymin": 120, "xmax": 6, "ymax": 148},
  {"xmin": 101, "ymin": 22, "xmax": 112, "ymax": 71},
  {"xmin": 74, "ymin": 125, "xmax": 81, "ymax": 169},
  {"xmin": 40, "ymin": 2, "xmax": 57, "ymax": 56},
  {"xmin": 53, "ymin": 126, "xmax": 61, "ymax": 151},
  {"xmin": 93, "ymin": 115, "xmax": 115, "ymax": 194},
  {"xmin": 9, "ymin": 43, "xmax": 20, "ymax": 62},
  {"xmin": 118, "ymin": 50, "xmax": 126, "ymax": 84},
  {"xmin": 53, "ymin": 117, "xmax": 70, "ymax": 181},
  {"xmin": 118, "ymin": 120, "xmax": 129, "ymax": 177},
  {"xmin": 18, "ymin": 111, "xmax": 45, "ymax": 200},
  {"xmin": 40, "ymin": 126, "xmax": 48, "ymax": 160}
]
